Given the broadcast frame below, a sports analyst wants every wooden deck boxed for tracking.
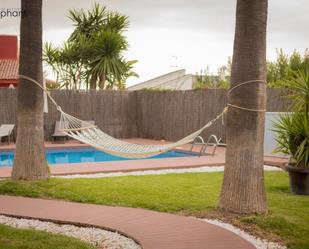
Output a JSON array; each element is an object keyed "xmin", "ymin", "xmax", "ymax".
[{"xmin": 0, "ymin": 195, "xmax": 255, "ymax": 249}]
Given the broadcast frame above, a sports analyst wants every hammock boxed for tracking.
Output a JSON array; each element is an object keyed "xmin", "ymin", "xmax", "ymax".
[
  {"xmin": 57, "ymin": 109, "xmax": 226, "ymax": 158},
  {"xmin": 19, "ymin": 75, "xmax": 264, "ymax": 159}
]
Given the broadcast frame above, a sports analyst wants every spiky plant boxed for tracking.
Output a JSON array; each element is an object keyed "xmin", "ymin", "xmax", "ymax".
[{"xmin": 273, "ymin": 69, "xmax": 309, "ymax": 167}]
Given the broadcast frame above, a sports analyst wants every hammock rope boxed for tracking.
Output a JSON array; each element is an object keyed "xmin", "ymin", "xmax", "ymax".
[{"xmin": 19, "ymin": 75, "xmax": 265, "ymax": 158}]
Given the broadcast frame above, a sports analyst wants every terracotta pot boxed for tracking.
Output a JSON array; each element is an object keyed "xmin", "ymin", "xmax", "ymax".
[{"xmin": 286, "ymin": 165, "xmax": 309, "ymax": 195}]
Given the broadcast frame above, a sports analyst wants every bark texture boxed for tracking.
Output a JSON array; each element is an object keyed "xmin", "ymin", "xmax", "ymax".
[
  {"xmin": 90, "ymin": 74, "xmax": 97, "ymax": 90},
  {"xmin": 99, "ymin": 74, "xmax": 106, "ymax": 90},
  {"xmin": 12, "ymin": 0, "xmax": 49, "ymax": 180},
  {"xmin": 218, "ymin": 0, "xmax": 268, "ymax": 214}
]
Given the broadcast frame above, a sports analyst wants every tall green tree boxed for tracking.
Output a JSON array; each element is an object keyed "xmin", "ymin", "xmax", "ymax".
[
  {"xmin": 218, "ymin": 0, "xmax": 268, "ymax": 214},
  {"xmin": 12, "ymin": 0, "xmax": 49, "ymax": 180}
]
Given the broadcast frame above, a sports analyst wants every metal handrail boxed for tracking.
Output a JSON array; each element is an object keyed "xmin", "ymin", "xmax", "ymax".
[
  {"xmin": 191, "ymin": 135, "xmax": 226, "ymax": 157},
  {"xmin": 190, "ymin": 136, "xmax": 204, "ymax": 151}
]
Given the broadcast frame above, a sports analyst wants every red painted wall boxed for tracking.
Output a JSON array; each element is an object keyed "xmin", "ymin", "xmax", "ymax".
[
  {"xmin": 0, "ymin": 79, "xmax": 18, "ymax": 88},
  {"xmin": 0, "ymin": 35, "xmax": 18, "ymax": 59},
  {"xmin": 0, "ymin": 35, "xmax": 19, "ymax": 87}
]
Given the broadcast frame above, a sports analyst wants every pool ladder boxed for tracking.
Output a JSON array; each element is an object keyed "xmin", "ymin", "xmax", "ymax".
[{"xmin": 190, "ymin": 135, "xmax": 226, "ymax": 157}]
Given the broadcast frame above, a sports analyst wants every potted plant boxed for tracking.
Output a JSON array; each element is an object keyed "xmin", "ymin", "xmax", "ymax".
[{"xmin": 273, "ymin": 69, "xmax": 309, "ymax": 195}]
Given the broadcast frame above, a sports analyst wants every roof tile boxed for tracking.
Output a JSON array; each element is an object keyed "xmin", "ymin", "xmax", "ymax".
[{"xmin": 0, "ymin": 59, "xmax": 18, "ymax": 80}]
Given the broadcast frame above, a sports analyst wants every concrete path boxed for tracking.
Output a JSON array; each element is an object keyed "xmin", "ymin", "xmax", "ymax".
[{"xmin": 0, "ymin": 195, "xmax": 255, "ymax": 249}]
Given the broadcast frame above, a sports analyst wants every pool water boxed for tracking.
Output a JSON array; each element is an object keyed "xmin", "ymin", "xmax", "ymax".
[{"xmin": 0, "ymin": 148, "xmax": 195, "ymax": 167}]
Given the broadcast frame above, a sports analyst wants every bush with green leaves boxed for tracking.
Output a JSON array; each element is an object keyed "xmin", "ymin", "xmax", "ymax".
[
  {"xmin": 192, "ymin": 69, "xmax": 230, "ymax": 90},
  {"xmin": 273, "ymin": 69, "xmax": 309, "ymax": 167},
  {"xmin": 267, "ymin": 49, "xmax": 309, "ymax": 88}
]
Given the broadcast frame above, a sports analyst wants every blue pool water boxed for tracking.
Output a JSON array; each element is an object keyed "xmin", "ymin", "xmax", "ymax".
[{"xmin": 0, "ymin": 148, "xmax": 195, "ymax": 167}]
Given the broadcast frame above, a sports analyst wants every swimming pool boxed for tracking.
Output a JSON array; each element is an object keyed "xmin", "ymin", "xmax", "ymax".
[{"xmin": 0, "ymin": 148, "xmax": 195, "ymax": 167}]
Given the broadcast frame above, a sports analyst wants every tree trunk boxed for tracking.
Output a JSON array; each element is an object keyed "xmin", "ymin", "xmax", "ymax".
[
  {"xmin": 90, "ymin": 74, "xmax": 97, "ymax": 90},
  {"xmin": 99, "ymin": 74, "xmax": 106, "ymax": 90},
  {"xmin": 12, "ymin": 0, "xmax": 49, "ymax": 180},
  {"xmin": 218, "ymin": 0, "xmax": 268, "ymax": 214}
]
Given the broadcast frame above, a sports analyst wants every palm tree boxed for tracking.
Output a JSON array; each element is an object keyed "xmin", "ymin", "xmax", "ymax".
[
  {"xmin": 218, "ymin": 0, "xmax": 268, "ymax": 214},
  {"xmin": 12, "ymin": 0, "xmax": 49, "ymax": 180},
  {"xmin": 81, "ymin": 30, "xmax": 129, "ymax": 90},
  {"xmin": 44, "ymin": 41, "xmax": 84, "ymax": 90},
  {"xmin": 68, "ymin": 3, "xmax": 135, "ymax": 90}
]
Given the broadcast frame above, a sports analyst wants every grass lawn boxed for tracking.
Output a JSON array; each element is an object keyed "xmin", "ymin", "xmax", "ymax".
[
  {"xmin": 0, "ymin": 223, "xmax": 95, "ymax": 249},
  {"xmin": 0, "ymin": 172, "xmax": 308, "ymax": 249}
]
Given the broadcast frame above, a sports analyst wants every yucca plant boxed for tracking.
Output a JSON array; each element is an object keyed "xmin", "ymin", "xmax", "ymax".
[
  {"xmin": 43, "ymin": 3, "xmax": 138, "ymax": 90},
  {"xmin": 273, "ymin": 69, "xmax": 309, "ymax": 168}
]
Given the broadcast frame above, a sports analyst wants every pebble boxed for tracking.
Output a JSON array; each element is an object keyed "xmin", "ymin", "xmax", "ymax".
[
  {"xmin": 0, "ymin": 215, "xmax": 141, "ymax": 249},
  {"xmin": 202, "ymin": 218, "xmax": 286, "ymax": 249},
  {"xmin": 57, "ymin": 165, "xmax": 283, "ymax": 179}
]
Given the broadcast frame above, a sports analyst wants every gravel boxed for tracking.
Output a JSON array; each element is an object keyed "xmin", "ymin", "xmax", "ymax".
[
  {"xmin": 57, "ymin": 165, "xmax": 283, "ymax": 179},
  {"xmin": 201, "ymin": 218, "xmax": 286, "ymax": 249},
  {"xmin": 0, "ymin": 215, "xmax": 141, "ymax": 249}
]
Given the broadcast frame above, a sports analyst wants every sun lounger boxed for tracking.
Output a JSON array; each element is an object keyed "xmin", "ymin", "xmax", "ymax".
[
  {"xmin": 52, "ymin": 120, "xmax": 95, "ymax": 142},
  {"xmin": 0, "ymin": 124, "xmax": 15, "ymax": 144},
  {"xmin": 81, "ymin": 120, "xmax": 95, "ymax": 127},
  {"xmin": 52, "ymin": 121, "xmax": 68, "ymax": 142}
]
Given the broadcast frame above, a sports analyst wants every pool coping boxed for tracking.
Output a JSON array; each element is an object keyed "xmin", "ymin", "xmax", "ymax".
[
  {"xmin": 0, "ymin": 154, "xmax": 225, "ymax": 178},
  {"xmin": 0, "ymin": 139, "xmax": 287, "ymax": 178}
]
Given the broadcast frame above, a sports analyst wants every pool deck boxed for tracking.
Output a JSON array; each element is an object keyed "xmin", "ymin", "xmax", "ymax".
[{"xmin": 0, "ymin": 138, "xmax": 288, "ymax": 178}]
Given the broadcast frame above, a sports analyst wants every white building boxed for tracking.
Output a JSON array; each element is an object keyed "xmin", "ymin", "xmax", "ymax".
[{"xmin": 127, "ymin": 69, "xmax": 194, "ymax": 91}]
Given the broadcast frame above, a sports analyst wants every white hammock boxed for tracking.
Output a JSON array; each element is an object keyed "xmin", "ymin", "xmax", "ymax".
[
  {"xmin": 58, "ymin": 109, "xmax": 226, "ymax": 158},
  {"xmin": 19, "ymin": 75, "xmax": 265, "ymax": 159}
]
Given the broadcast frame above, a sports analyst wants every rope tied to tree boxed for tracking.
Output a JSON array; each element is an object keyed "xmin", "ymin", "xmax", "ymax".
[
  {"xmin": 19, "ymin": 75, "xmax": 63, "ymax": 112},
  {"xmin": 226, "ymin": 79, "xmax": 266, "ymax": 113}
]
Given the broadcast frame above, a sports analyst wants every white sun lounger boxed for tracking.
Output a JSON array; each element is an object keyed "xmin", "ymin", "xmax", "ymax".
[{"xmin": 0, "ymin": 124, "xmax": 15, "ymax": 144}]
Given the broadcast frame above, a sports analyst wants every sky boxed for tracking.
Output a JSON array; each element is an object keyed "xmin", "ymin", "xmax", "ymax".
[{"xmin": 0, "ymin": 0, "xmax": 308, "ymax": 86}]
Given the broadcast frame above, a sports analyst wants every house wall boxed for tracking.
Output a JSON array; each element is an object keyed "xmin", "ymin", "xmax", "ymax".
[
  {"xmin": 0, "ymin": 35, "xmax": 18, "ymax": 59},
  {"xmin": 0, "ymin": 79, "xmax": 18, "ymax": 88},
  {"xmin": 127, "ymin": 70, "xmax": 189, "ymax": 90},
  {"xmin": 0, "ymin": 35, "xmax": 19, "ymax": 88}
]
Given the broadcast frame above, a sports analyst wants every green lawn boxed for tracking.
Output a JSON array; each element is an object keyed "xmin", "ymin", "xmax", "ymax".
[
  {"xmin": 0, "ymin": 172, "xmax": 308, "ymax": 249},
  {"xmin": 0, "ymin": 224, "xmax": 95, "ymax": 249}
]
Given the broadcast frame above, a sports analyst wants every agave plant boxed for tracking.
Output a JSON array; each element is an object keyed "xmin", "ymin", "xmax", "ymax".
[{"xmin": 273, "ymin": 69, "xmax": 309, "ymax": 167}]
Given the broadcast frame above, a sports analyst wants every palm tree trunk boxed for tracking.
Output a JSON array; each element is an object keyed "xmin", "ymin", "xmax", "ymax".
[
  {"xmin": 218, "ymin": 0, "xmax": 268, "ymax": 214},
  {"xmin": 90, "ymin": 74, "xmax": 97, "ymax": 90},
  {"xmin": 12, "ymin": 0, "xmax": 49, "ymax": 180},
  {"xmin": 99, "ymin": 74, "xmax": 106, "ymax": 90}
]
